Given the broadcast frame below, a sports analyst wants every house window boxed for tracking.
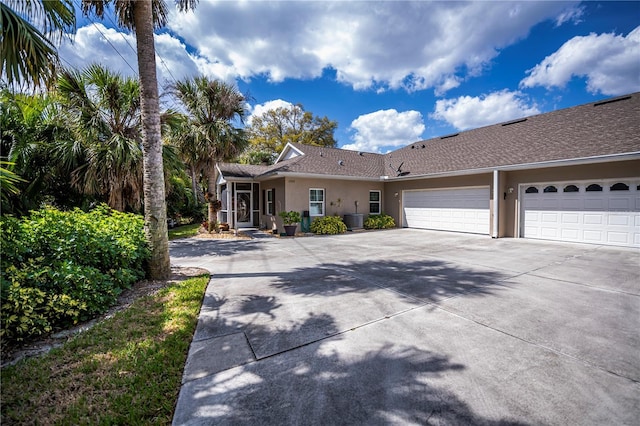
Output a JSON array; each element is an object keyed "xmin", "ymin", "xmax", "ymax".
[
  {"xmin": 610, "ymin": 182, "xmax": 629, "ymax": 191},
  {"xmin": 309, "ymin": 188, "xmax": 325, "ymax": 216},
  {"xmin": 369, "ymin": 190, "xmax": 381, "ymax": 214},
  {"xmin": 563, "ymin": 185, "xmax": 579, "ymax": 192},
  {"xmin": 525, "ymin": 186, "xmax": 538, "ymax": 194},
  {"xmin": 266, "ymin": 189, "xmax": 274, "ymax": 215},
  {"xmin": 543, "ymin": 185, "xmax": 558, "ymax": 193},
  {"xmin": 586, "ymin": 184, "xmax": 603, "ymax": 192}
]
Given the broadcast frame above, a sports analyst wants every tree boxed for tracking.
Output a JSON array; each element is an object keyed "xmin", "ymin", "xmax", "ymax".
[
  {"xmin": 0, "ymin": 87, "xmax": 80, "ymax": 214},
  {"xmin": 169, "ymin": 77, "xmax": 248, "ymax": 231},
  {"xmin": 82, "ymin": 0, "xmax": 198, "ymax": 279},
  {"xmin": 55, "ymin": 64, "xmax": 144, "ymax": 212},
  {"xmin": 0, "ymin": 0, "xmax": 75, "ymax": 88},
  {"xmin": 243, "ymin": 103, "xmax": 337, "ymax": 164}
]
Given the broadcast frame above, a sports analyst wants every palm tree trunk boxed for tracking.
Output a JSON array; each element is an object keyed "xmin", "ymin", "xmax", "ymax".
[{"xmin": 133, "ymin": 1, "xmax": 170, "ymax": 279}]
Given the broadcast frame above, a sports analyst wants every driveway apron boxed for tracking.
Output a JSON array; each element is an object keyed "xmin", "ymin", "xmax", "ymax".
[{"xmin": 170, "ymin": 229, "xmax": 640, "ymax": 425}]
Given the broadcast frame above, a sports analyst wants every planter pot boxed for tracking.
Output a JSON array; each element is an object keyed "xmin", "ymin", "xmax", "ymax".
[{"xmin": 283, "ymin": 225, "xmax": 297, "ymax": 236}]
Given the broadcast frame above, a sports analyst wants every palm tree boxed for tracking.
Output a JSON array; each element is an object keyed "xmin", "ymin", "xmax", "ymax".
[
  {"xmin": 0, "ymin": 87, "xmax": 77, "ymax": 214},
  {"xmin": 1, "ymin": 0, "xmax": 75, "ymax": 89},
  {"xmin": 55, "ymin": 64, "xmax": 144, "ymax": 212},
  {"xmin": 170, "ymin": 77, "xmax": 248, "ymax": 231},
  {"xmin": 81, "ymin": 0, "xmax": 198, "ymax": 279}
]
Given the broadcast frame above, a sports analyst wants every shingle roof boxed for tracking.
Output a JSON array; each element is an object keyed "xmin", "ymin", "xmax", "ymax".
[
  {"xmin": 383, "ymin": 92, "xmax": 640, "ymax": 177},
  {"xmin": 264, "ymin": 143, "xmax": 385, "ymax": 178},
  {"xmin": 219, "ymin": 93, "xmax": 640, "ymax": 181},
  {"xmin": 217, "ymin": 163, "xmax": 270, "ymax": 178}
]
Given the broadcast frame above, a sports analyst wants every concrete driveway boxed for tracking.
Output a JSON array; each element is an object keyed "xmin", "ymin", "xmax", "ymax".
[{"xmin": 170, "ymin": 229, "xmax": 639, "ymax": 425}]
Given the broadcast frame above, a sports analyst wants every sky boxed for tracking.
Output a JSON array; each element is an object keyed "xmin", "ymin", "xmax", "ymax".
[{"xmin": 58, "ymin": 1, "xmax": 640, "ymax": 153}]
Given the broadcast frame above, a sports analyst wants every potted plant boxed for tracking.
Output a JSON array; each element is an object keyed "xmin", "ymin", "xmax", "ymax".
[{"xmin": 279, "ymin": 210, "xmax": 301, "ymax": 236}]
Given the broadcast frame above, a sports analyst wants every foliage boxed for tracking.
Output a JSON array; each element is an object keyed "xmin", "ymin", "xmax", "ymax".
[
  {"xmin": 168, "ymin": 76, "xmax": 249, "ymax": 229},
  {"xmin": 0, "ymin": 205, "xmax": 150, "ymax": 342},
  {"xmin": 0, "ymin": 0, "xmax": 75, "ymax": 89},
  {"xmin": 168, "ymin": 223, "xmax": 201, "ymax": 240},
  {"xmin": 0, "ymin": 88, "xmax": 83, "ymax": 215},
  {"xmin": 364, "ymin": 213, "xmax": 396, "ymax": 229},
  {"xmin": 243, "ymin": 103, "xmax": 338, "ymax": 164},
  {"xmin": 279, "ymin": 210, "xmax": 302, "ymax": 225},
  {"xmin": 1, "ymin": 274, "xmax": 209, "ymax": 425},
  {"xmin": 55, "ymin": 64, "xmax": 145, "ymax": 212},
  {"xmin": 310, "ymin": 215, "xmax": 347, "ymax": 235}
]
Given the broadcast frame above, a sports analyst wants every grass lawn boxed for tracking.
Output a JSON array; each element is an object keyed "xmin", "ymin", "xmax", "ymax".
[
  {"xmin": 1, "ymin": 274, "xmax": 209, "ymax": 425},
  {"xmin": 168, "ymin": 223, "xmax": 201, "ymax": 240}
]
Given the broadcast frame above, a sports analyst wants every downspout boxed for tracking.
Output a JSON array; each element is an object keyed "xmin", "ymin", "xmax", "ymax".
[{"xmin": 492, "ymin": 169, "xmax": 499, "ymax": 238}]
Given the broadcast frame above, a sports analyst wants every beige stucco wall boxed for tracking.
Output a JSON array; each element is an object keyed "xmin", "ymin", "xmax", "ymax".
[
  {"xmin": 382, "ymin": 159, "xmax": 640, "ymax": 239},
  {"xmin": 252, "ymin": 159, "xmax": 639, "ymax": 236},
  {"xmin": 383, "ymin": 173, "xmax": 494, "ymax": 231},
  {"xmin": 258, "ymin": 177, "xmax": 286, "ymax": 231},
  {"xmin": 261, "ymin": 177, "xmax": 384, "ymax": 232},
  {"xmin": 502, "ymin": 159, "xmax": 640, "ymax": 238}
]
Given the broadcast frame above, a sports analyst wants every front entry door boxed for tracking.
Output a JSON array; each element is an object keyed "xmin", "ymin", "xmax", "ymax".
[{"xmin": 235, "ymin": 190, "xmax": 252, "ymax": 228}]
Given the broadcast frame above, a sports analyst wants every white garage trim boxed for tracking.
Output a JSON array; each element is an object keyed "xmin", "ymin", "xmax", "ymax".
[
  {"xmin": 403, "ymin": 187, "xmax": 490, "ymax": 235},
  {"xmin": 520, "ymin": 179, "xmax": 640, "ymax": 248}
]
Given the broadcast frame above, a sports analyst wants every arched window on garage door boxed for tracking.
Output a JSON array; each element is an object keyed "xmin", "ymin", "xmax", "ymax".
[
  {"xmin": 563, "ymin": 185, "xmax": 579, "ymax": 192},
  {"xmin": 610, "ymin": 182, "xmax": 630, "ymax": 191},
  {"xmin": 525, "ymin": 186, "xmax": 538, "ymax": 193},
  {"xmin": 586, "ymin": 184, "xmax": 603, "ymax": 192},
  {"xmin": 543, "ymin": 185, "xmax": 557, "ymax": 193}
]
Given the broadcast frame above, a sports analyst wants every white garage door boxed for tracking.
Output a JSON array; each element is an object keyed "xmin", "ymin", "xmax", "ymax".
[
  {"xmin": 403, "ymin": 187, "xmax": 490, "ymax": 234},
  {"xmin": 522, "ymin": 181, "xmax": 640, "ymax": 248}
]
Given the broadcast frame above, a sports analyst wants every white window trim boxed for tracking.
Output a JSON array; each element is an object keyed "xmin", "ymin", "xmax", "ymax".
[
  {"xmin": 309, "ymin": 188, "xmax": 325, "ymax": 217},
  {"xmin": 369, "ymin": 190, "xmax": 381, "ymax": 215},
  {"xmin": 266, "ymin": 189, "xmax": 274, "ymax": 215}
]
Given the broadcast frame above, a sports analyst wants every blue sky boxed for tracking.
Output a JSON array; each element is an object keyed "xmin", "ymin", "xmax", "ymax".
[{"xmin": 60, "ymin": 1, "xmax": 640, "ymax": 153}]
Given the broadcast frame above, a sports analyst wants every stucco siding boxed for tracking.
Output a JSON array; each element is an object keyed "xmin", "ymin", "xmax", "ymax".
[
  {"xmin": 279, "ymin": 177, "xmax": 384, "ymax": 230},
  {"xmin": 383, "ymin": 173, "xmax": 493, "ymax": 230},
  {"xmin": 503, "ymin": 159, "xmax": 640, "ymax": 238}
]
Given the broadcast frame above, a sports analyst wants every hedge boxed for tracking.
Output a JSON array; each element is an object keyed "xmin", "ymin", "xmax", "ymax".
[{"xmin": 1, "ymin": 205, "xmax": 150, "ymax": 342}]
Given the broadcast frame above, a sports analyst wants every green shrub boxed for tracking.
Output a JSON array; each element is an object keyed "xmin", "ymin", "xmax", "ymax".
[
  {"xmin": 0, "ymin": 204, "xmax": 150, "ymax": 342},
  {"xmin": 279, "ymin": 210, "xmax": 302, "ymax": 225},
  {"xmin": 310, "ymin": 215, "xmax": 347, "ymax": 235},
  {"xmin": 364, "ymin": 213, "xmax": 396, "ymax": 229}
]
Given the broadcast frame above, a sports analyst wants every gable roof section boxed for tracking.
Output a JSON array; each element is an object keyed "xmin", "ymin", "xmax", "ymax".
[
  {"xmin": 268, "ymin": 143, "xmax": 385, "ymax": 179},
  {"xmin": 383, "ymin": 93, "xmax": 640, "ymax": 178},
  {"xmin": 217, "ymin": 163, "xmax": 270, "ymax": 179}
]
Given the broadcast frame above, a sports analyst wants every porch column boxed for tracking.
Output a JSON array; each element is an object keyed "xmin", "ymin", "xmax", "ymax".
[{"xmin": 492, "ymin": 169, "xmax": 499, "ymax": 238}]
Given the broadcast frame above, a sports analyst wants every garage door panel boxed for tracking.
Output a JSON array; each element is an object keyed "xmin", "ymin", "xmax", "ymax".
[
  {"xmin": 584, "ymin": 214, "xmax": 604, "ymax": 225},
  {"xmin": 523, "ymin": 181, "xmax": 639, "ymax": 248},
  {"xmin": 608, "ymin": 232, "xmax": 631, "ymax": 245},
  {"xmin": 404, "ymin": 188, "xmax": 489, "ymax": 235},
  {"xmin": 584, "ymin": 198, "xmax": 606, "ymax": 210},
  {"xmin": 561, "ymin": 213, "xmax": 580, "ymax": 224},
  {"xmin": 609, "ymin": 197, "xmax": 632, "ymax": 210},
  {"xmin": 561, "ymin": 229, "xmax": 580, "ymax": 239}
]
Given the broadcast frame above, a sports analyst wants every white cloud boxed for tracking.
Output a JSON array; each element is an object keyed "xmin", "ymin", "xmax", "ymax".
[
  {"xmin": 58, "ymin": 23, "xmax": 238, "ymax": 87},
  {"xmin": 520, "ymin": 26, "xmax": 640, "ymax": 96},
  {"xmin": 431, "ymin": 90, "xmax": 540, "ymax": 131},
  {"xmin": 167, "ymin": 1, "xmax": 578, "ymax": 93},
  {"xmin": 59, "ymin": 24, "xmax": 139, "ymax": 77},
  {"xmin": 554, "ymin": 4, "xmax": 585, "ymax": 27},
  {"xmin": 344, "ymin": 110, "xmax": 425, "ymax": 153},
  {"xmin": 246, "ymin": 99, "xmax": 295, "ymax": 125}
]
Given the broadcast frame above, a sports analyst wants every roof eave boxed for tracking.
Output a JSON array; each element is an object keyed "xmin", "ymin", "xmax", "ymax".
[
  {"xmin": 256, "ymin": 171, "xmax": 382, "ymax": 182},
  {"xmin": 385, "ymin": 151, "xmax": 640, "ymax": 181}
]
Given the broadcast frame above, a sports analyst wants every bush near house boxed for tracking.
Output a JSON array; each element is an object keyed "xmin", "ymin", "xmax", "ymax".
[
  {"xmin": 364, "ymin": 213, "xmax": 395, "ymax": 230},
  {"xmin": 310, "ymin": 215, "xmax": 347, "ymax": 235},
  {"xmin": 0, "ymin": 205, "xmax": 150, "ymax": 342}
]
